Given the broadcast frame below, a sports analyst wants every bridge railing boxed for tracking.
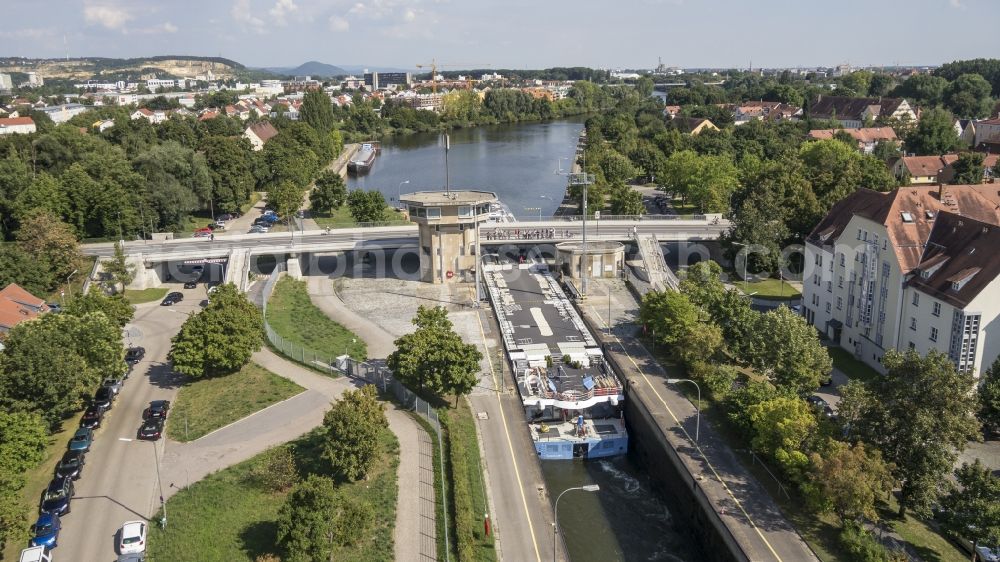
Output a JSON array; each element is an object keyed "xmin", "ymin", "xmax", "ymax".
[{"xmin": 510, "ymin": 214, "xmax": 714, "ymax": 223}]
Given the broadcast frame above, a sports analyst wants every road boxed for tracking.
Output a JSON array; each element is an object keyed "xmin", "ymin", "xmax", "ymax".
[{"xmin": 55, "ymin": 287, "xmax": 203, "ymax": 561}]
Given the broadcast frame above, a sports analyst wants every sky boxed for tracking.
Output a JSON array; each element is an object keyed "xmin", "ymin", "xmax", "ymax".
[{"xmin": 2, "ymin": 0, "xmax": 998, "ymax": 70}]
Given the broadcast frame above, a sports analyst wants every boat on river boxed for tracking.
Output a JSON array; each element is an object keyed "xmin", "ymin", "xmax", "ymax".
[{"xmin": 347, "ymin": 142, "xmax": 380, "ymax": 173}]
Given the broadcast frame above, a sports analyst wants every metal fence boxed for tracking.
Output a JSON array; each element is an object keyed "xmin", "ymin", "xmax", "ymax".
[{"xmin": 258, "ymin": 264, "xmax": 450, "ymax": 561}]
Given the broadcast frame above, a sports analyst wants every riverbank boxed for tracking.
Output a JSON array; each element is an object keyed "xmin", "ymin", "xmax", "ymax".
[{"xmin": 554, "ymin": 129, "xmax": 587, "ymax": 217}]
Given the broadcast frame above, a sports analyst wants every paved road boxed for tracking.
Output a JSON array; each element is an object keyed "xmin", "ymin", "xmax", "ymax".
[{"xmin": 55, "ymin": 287, "xmax": 203, "ymax": 561}]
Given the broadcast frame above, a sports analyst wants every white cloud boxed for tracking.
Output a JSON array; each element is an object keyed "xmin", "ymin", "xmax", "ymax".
[
  {"xmin": 269, "ymin": 0, "xmax": 299, "ymax": 25},
  {"xmin": 123, "ymin": 22, "xmax": 179, "ymax": 35},
  {"xmin": 163, "ymin": 22, "xmax": 178, "ymax": 33},
  {"xmin": 0, "ymin": 27, "xmax": 55, "ymax": 40},
  {"xmin": 403, "ymin": 8, "xmax": 416, "ymax": 21},
  {"xmin": 328, "ymin": 15, "xmax": 350, "ymax": 32},
  {"xmin": 83, "ymin": 3, "xmax": 133, "ymax": 30},
  {"xmin": 949, "ymin": 0, "xmax": 964, "ymax": 8},
  {"xmin": 232, "ymin": 0, "xmax": 266, "ymax": 32}
]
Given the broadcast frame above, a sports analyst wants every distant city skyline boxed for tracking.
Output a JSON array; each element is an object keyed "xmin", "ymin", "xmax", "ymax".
[{"xmin": 2, "ymin": 0, "xmax": 997, "ymax": 71}]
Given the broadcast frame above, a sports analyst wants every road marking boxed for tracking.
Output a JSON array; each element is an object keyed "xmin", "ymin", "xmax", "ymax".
[
  {"xmin": 588, "ymin": 305, "xmax": 785, "ymax": 562},
  {"xmin": 118, "ymin": 438, "xmax": 133, "ymax": 442},
  {"xmin": 473, "ymin": 294, "xmax": 542, "ymax": 562}
]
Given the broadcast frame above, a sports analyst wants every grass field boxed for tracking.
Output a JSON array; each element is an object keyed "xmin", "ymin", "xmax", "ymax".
[
  {"xmin": 124, "ymin": 287, "xmax": 168, "ymax": 304},
  {"xmin": 266, "ymin": 277, "xmax": 367, "ymax": 361},
  {"xmin": 147, "ymin": 428, "xmax": 399, "ymax": 561},
  {"xmin": 311, "ymin": 205, "xmax": 407, "ymax": 228},
  {"xmin": 166, "ymin": 362, "xmax": 304, "ymax": 442},
  {"xmin": 827, "ymin": 346, "xmax": 881, "ymax": 384},
  {"xmin": 441, "ymin": 400, "xmax": 496, "ymax": 561},
  {"xmin": 736, "ymin": 278, "xmax": 802, "ymax": 299}
]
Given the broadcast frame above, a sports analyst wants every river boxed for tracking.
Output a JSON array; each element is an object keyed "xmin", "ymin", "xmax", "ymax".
[
  {"xmin": 349, "ymin": 119, "xmax": 704, "ymax": 562},
  {"xmin": 346, "ymin": 119, "xmax": 584, "ymax": 219}
]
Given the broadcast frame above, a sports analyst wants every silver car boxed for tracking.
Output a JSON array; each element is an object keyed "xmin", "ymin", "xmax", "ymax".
[{"xmin": 102, "ymin": 377, "xmax": 123, "ymax": 396}]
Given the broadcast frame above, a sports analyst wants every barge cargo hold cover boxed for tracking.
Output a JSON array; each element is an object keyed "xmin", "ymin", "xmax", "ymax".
[{"xmin": 483, "ymin": 260, "xmax": 627, "ymax": 460}]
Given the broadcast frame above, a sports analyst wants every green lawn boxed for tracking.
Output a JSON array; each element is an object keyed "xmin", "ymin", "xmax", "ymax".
[
  {"xmin": 124, "ymin": 287, "xmax": 168, "ymax": 304},
  {"xmin": 736, "ymin": 278, "xmax": 801, "ymax": 299},
  {"xmin": 166, "ymin": 362, "xmax": 304, "ymax": 442},
  {"xmin": 312, "ymin": 205, "xmax": 408, "ymax": 228},
  {"xmin": 880, "ymin": 497, "xmax": 968, "ymax": 562},
  {"xmin": 827, "ymin": 346, "xmax": 881, "ymax": 384},
  {"xmin": 266, "ymin": 277, "xmax": 367, "ymax": 361},
  {"xmin": 147, "ymin": 428, "xmax": 399, "ymax": 561},
  {"xmin": 441, "ymin": 400, "xmax": 497, "ymax": 561}
]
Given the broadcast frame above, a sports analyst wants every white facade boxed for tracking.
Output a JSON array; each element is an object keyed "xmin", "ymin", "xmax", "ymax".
[
  {"xmin": 37, "ymin": 103, "xmax": 89, "ymax": 124},
  {"xmin": 0, "ymin": 118, "xmax": 37, "ymax": 135},
  {"xmin": 974, "ymin": 119, "xmax": 1000, "ymax": 147},
  {"xmin": 0, "ymin": 73, "xmax": 12, "ymax": 91}
]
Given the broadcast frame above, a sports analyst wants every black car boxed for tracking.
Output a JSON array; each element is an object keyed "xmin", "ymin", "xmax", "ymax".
[
  {"xmin": 40, "ymin": 475, "xmax": 74, "ymax": 516},
  {"xmin": 125, "ymin": 347, "xmax": 145, "ymax": 364},
  {"xmin": 806, "ymin": 395, "xmax": 836, "ymax": 419},
  {"xmin": 55, "ymin": 450, "xmax": 86, "ymax": 480},
  {"xmin": 93, "ymin": 386, "xmax": 115, "ymax": 410},
  {"xmin": 160, "ymin": 292, "xmax": 184, "ymax": 306},
  {"xmin": 137, "ymin": 418, "xmax": 164, "ymax": 441},
  {"xmin": 143, "ymin": 400, "xmax": 170, "ymax": 420},
  {"xmin": 80, "ymin": 405, "xmax": 105, "ymax": 429}
]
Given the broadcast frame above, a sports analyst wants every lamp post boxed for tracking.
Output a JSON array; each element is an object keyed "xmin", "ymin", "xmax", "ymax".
[
  {"xmin": 666, "ymin": 378, "xmax": 700, "ymax": 442},
  {"xmin": 397, "ymin": 180, "xmax": 410, "ymax": 209},
  {"xmin": 65, "ymin": 269, "xmax": 78, "ymax": 298},
  {"xmin": 149, "ymin": 438, "xmax": 167, "ymax": 528},
  {"xmin": 553, "ymin": 484, "xmax": 600, "ymax": 562}
]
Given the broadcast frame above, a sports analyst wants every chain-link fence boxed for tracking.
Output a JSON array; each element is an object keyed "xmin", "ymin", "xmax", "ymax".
[{"xmin": 259, "ymin": 264, "xmax": 450, "ymax": 560}]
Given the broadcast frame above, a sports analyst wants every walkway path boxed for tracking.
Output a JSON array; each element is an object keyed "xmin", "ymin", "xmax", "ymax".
[{"xmin": 159, "ymin": 345, "xmax": 435, "ymax": 561}]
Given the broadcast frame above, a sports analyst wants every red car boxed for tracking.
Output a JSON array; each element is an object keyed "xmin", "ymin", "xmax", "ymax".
[{"xmin": 193, "ymin": 227, "xmax": 212, "ymax": 238}]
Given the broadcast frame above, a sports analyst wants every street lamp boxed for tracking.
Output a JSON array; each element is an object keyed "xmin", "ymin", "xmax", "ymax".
[
  {"xmin": 397, "ymin": 180, "xmax": 410, "ymax": 210},
  {"xmin": 553, "ymin": 484, "xmax": 600, "ymax": 562},
  {"xmin": 666, "ymin": 378, "xmax": 700, "ymax": 442},
  {"xmin": 148, "ymin": 438, "xmax": 167, "ymax": 528},
  {"xmin": 64, "ymin": 269, "xmax": 78, "ymax": 297}
]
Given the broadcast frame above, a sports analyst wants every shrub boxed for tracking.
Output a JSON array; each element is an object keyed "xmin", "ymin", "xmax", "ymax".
[
  {"xmin": 246, "ymin": 446, "xmax": 299, "ymax": 492},
  {"xmin": 838, "ymin": 521, "xmax": 902, "ymax": 562},
  {"xmin": 331, "ymin": 497, "xmax": 375, "ymax": 547}
]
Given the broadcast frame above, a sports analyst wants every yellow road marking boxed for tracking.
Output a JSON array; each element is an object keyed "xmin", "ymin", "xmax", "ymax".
[
  {"xmin": 474, "ymin": 291, "xmax": 543, "ymax": 562},
  {"xmin": 589, "ymin": 305, "xmax": 784, "ymax": 562}
]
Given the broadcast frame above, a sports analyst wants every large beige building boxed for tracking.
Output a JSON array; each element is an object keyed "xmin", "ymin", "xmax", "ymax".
[
  {"xmin": 400, "ymin": 190, "xmax": 497, "ymax": 284},
  {"xmin": 803, "ymin": 185, "xmax": 1000, "ymax": 377}
]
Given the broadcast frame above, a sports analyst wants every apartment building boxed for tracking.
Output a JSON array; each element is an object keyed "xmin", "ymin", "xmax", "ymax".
[{"xmin": 803, "ymin": 184, "xmax": 1000, "ymax": 376}]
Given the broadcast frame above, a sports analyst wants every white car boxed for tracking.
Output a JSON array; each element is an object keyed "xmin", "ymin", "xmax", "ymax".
[
  {"xmin": 977, "ymin": 546, "xmax": 1000, "ymax": 562},
  {"xmin": 118, "ymin": 520, "xmax": 147, "ymax": 554}
]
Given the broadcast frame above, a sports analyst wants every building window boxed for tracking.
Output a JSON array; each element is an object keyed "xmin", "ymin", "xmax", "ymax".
[
  {"xmin": 825, "ymin": 302, "xmax": 831, "ymax": 313},
  {"xmin": 839, "ymin": 253, "xmax": 845, "ymax": 267},
  {"xmin": 912, "ymin": 293, "xmax": 919, "ymax": 307},
  {"xmin": 909, "ymin": 342, "xmax": 915, "ymax": 350},
  {"xmin": 882, "ymin": 263, "xmax": 890, "ymax": 276},
  {"xmin": 930, "ymin": 327, "xmax": 938, "ymax": 342},
  {"xmin": 857, "ymin": 228, "xmax": 862, "ymax": 240},
  {"xmin": 426, "ymin": 207, "xmax": 441, "ymax": 219},
  {"xmin": 933, "ymin": 302, "xmax": 941, "ymax": 317},
  {"xmin": 838, "ymin": 276, "xmax": 844, "ymax": 288},
  {"xmin": 910, "ymin": 317, "xmax": 917, "ymax": 331},
  {"xmin": 827, "ymin": 281, "xmax": 832, "ymax": 293},
  {"xmin": 458, "ymin": 205, "xmax": 473, "ymax": 218},
  {"xmin": 837, "ymin": 297, "xmax": 843, "ymax": 310}
]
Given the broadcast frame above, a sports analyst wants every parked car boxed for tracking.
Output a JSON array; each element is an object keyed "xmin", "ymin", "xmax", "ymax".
[
  {"xmin": 160, "ymin": 292, "xmax": 184, "ymax": 306},
  {"xmin": 55, "ymin": 450, "xmax": 86, "ymax": 480},
  {"xmin": 806, "ymin": 395, "xmax": 836, "ymax": 419},
  {"xmin": 976, "ymin": 546, "xmax": 1000, "ymax": 562},
  {"xmin": 118, "ymin": 521, "xmax": 147, "ymax": 555},
  {"xmin": 117, "ymin": 554, "xmax": 146, "ymax": 562},
  {"xmin": 80, "ymin": 405, "xmax": 105, "ymax": 429},
  {"xmin": 216, "ymin": 213, "xmax": 233, "ymax": 222},
  {"xmin": 183, "ymin": 279, "xmax": 198, "ymax": 289},
  {"xmin": 40, "ymin": 475, "xmax": 74, "ymax": 515},
  {"xmin": 193, "ymin": 228, "xmax": 212, "ymax": 238},
  {"xmin": 68, "ymin": 428, "xmax": 93, "ymax": 453},
  {"xmin": 102, "ymin": 377, "xmax": 123, "ymax": 396},
  {"xmin": 137, "ymin": 418, "xmax": 164, "ymax": 441},
  {"xmin": 143, "ymin": 400, "xmax": 171, "ymax": 420},
  {"xmin": 207, "ymin": 222, "xmax": 224, "ymax": 231},
  {"xmin": 29, "ymin": 512, "xmax": 61, "ymax": 549},
  {"xmin": 94, "ymin": 386, "xmax": 115, "ymax": 410},
  {"xmin": 18, "ymin": 546, "xmax": 52, "ymax": 562},
  {"xmin": 46, "ymin": 303, "xmax": 62, "ymax": 313},
  {"xmin": 213, "ymin": 219, "xmax": 226, "ymax": 229},
  {"xmin": 125, "ymin": 346, "xmax": 145, "ymax": 364},
  {"xmin": 249, "ymin": 224, "xmax": 270, "ymax": 234}
]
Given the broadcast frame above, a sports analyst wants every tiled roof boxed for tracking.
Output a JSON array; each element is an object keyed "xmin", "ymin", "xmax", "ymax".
[
  {"xmin": 0, "ymin": 283, "xmax": 47, "ymax": 330},
  {"xmin": 809, "ymin": 95, "xmax": 907, "ymax": 121},
  {"xmin": 807, "ymin": 127, "xmax": 897, "ymax": 143},
  {"xmin": 246, "ymin": 121, "xmax": 279, "ymax": 143},
  {"xmin": 908, "ymin": 212, "xmax": 1000, "ymax": 308},
  {"xmin": 0, "ymin": 117, "xmax": 35, "ymax": 126}
]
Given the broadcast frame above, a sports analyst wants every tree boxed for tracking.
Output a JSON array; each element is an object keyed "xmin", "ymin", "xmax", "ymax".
[
  {"xmin": 660, "ymin": 150, "xmax": 739, "ymax": 213},
  {"xmin": 386, "ymin": 306, "xmax": 483, "ymax": 403},
  {"xmin": 0, "ymin": 411, "xmax": 48, "ymax": 478},
  {"xmin": 321, "ymin": 385, "xmax": 387, "ymax": 481},
  {"xmin": 978, "ymin": 356, "xmax": 1000, "ymax": 437},
  {"xmin": 634, "ymin": 76, "xmax": 655, "ymax": 98},
  {"xmin": 892, "ymin": 74, "xmax": 949, "ymax": 107},
  {"xmin": 200, "ymin": 135, "xmax": 256, "ymax": 212},
  {"xmin": 104, "ymin": 241, "xmax": 135, "ymax": 293},
  {"xmin": 639, "ymin": 290, "xmax": 723, "ymax": 366},
  {"xmin": 744, "ymin": 306, "xmax": 832, "ymax": 394},
  {"xmin": 301, "ymin": 90, "xmax": 337, "ymax": 135},
  {"xmin": 15, "ymin": 209, "xmax": 80, "ymax": 282},
  {"xmin": 938, "ymin": 460, "xmax": 1000, "ymax": 557},
  {"xmin": 276, "ymin": 474, "xmax": 339, "ymax": 562},
  {"xmin": 807, "ymin": 439, "xmax": 894, "ymax": 524},
  {"xmin": 267, "ymin": 180, "xmax": 304, "ymax": 223},
  {"xmin": 747, "ymin": 396, "xmax": 818, "ymax": 482},
  {"xmin": 840, "ymin": 350, "xmax": 980, "ymax": 518},
  {"xmin": 905, "ymin": 108, "xmax": 960, "ymax": 156},
  {"xmin": 944, "ymin": 73, "xmax": 994, "ymax": 118},
  {"xmin": 64, "ymin": 289, "xmax": 134, "ymax": 328},
  {"xmin": 951, "ymin": 151, "xmax": 986, "ymax": 184},
  {"xmin": 169, "ymin": 284, "xmax": 263, "ymax": 378},
  {"xmin": 310, "ymin": 170, "xmax": 348, "ymax": 214},
  {"xmin": 0, "ymin": 242, "xmax": 54, "ymax": 295},
  {"xmin": 347, "ymin": 189, "xmax": 388, "ymax": 224},
  {"xmin": 330, "ymin": 497, "xmax": 375, "ymax": 547},
  {"xmin": 609, "ymin": 184, "xmax": 645, "ymax": 216}
]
